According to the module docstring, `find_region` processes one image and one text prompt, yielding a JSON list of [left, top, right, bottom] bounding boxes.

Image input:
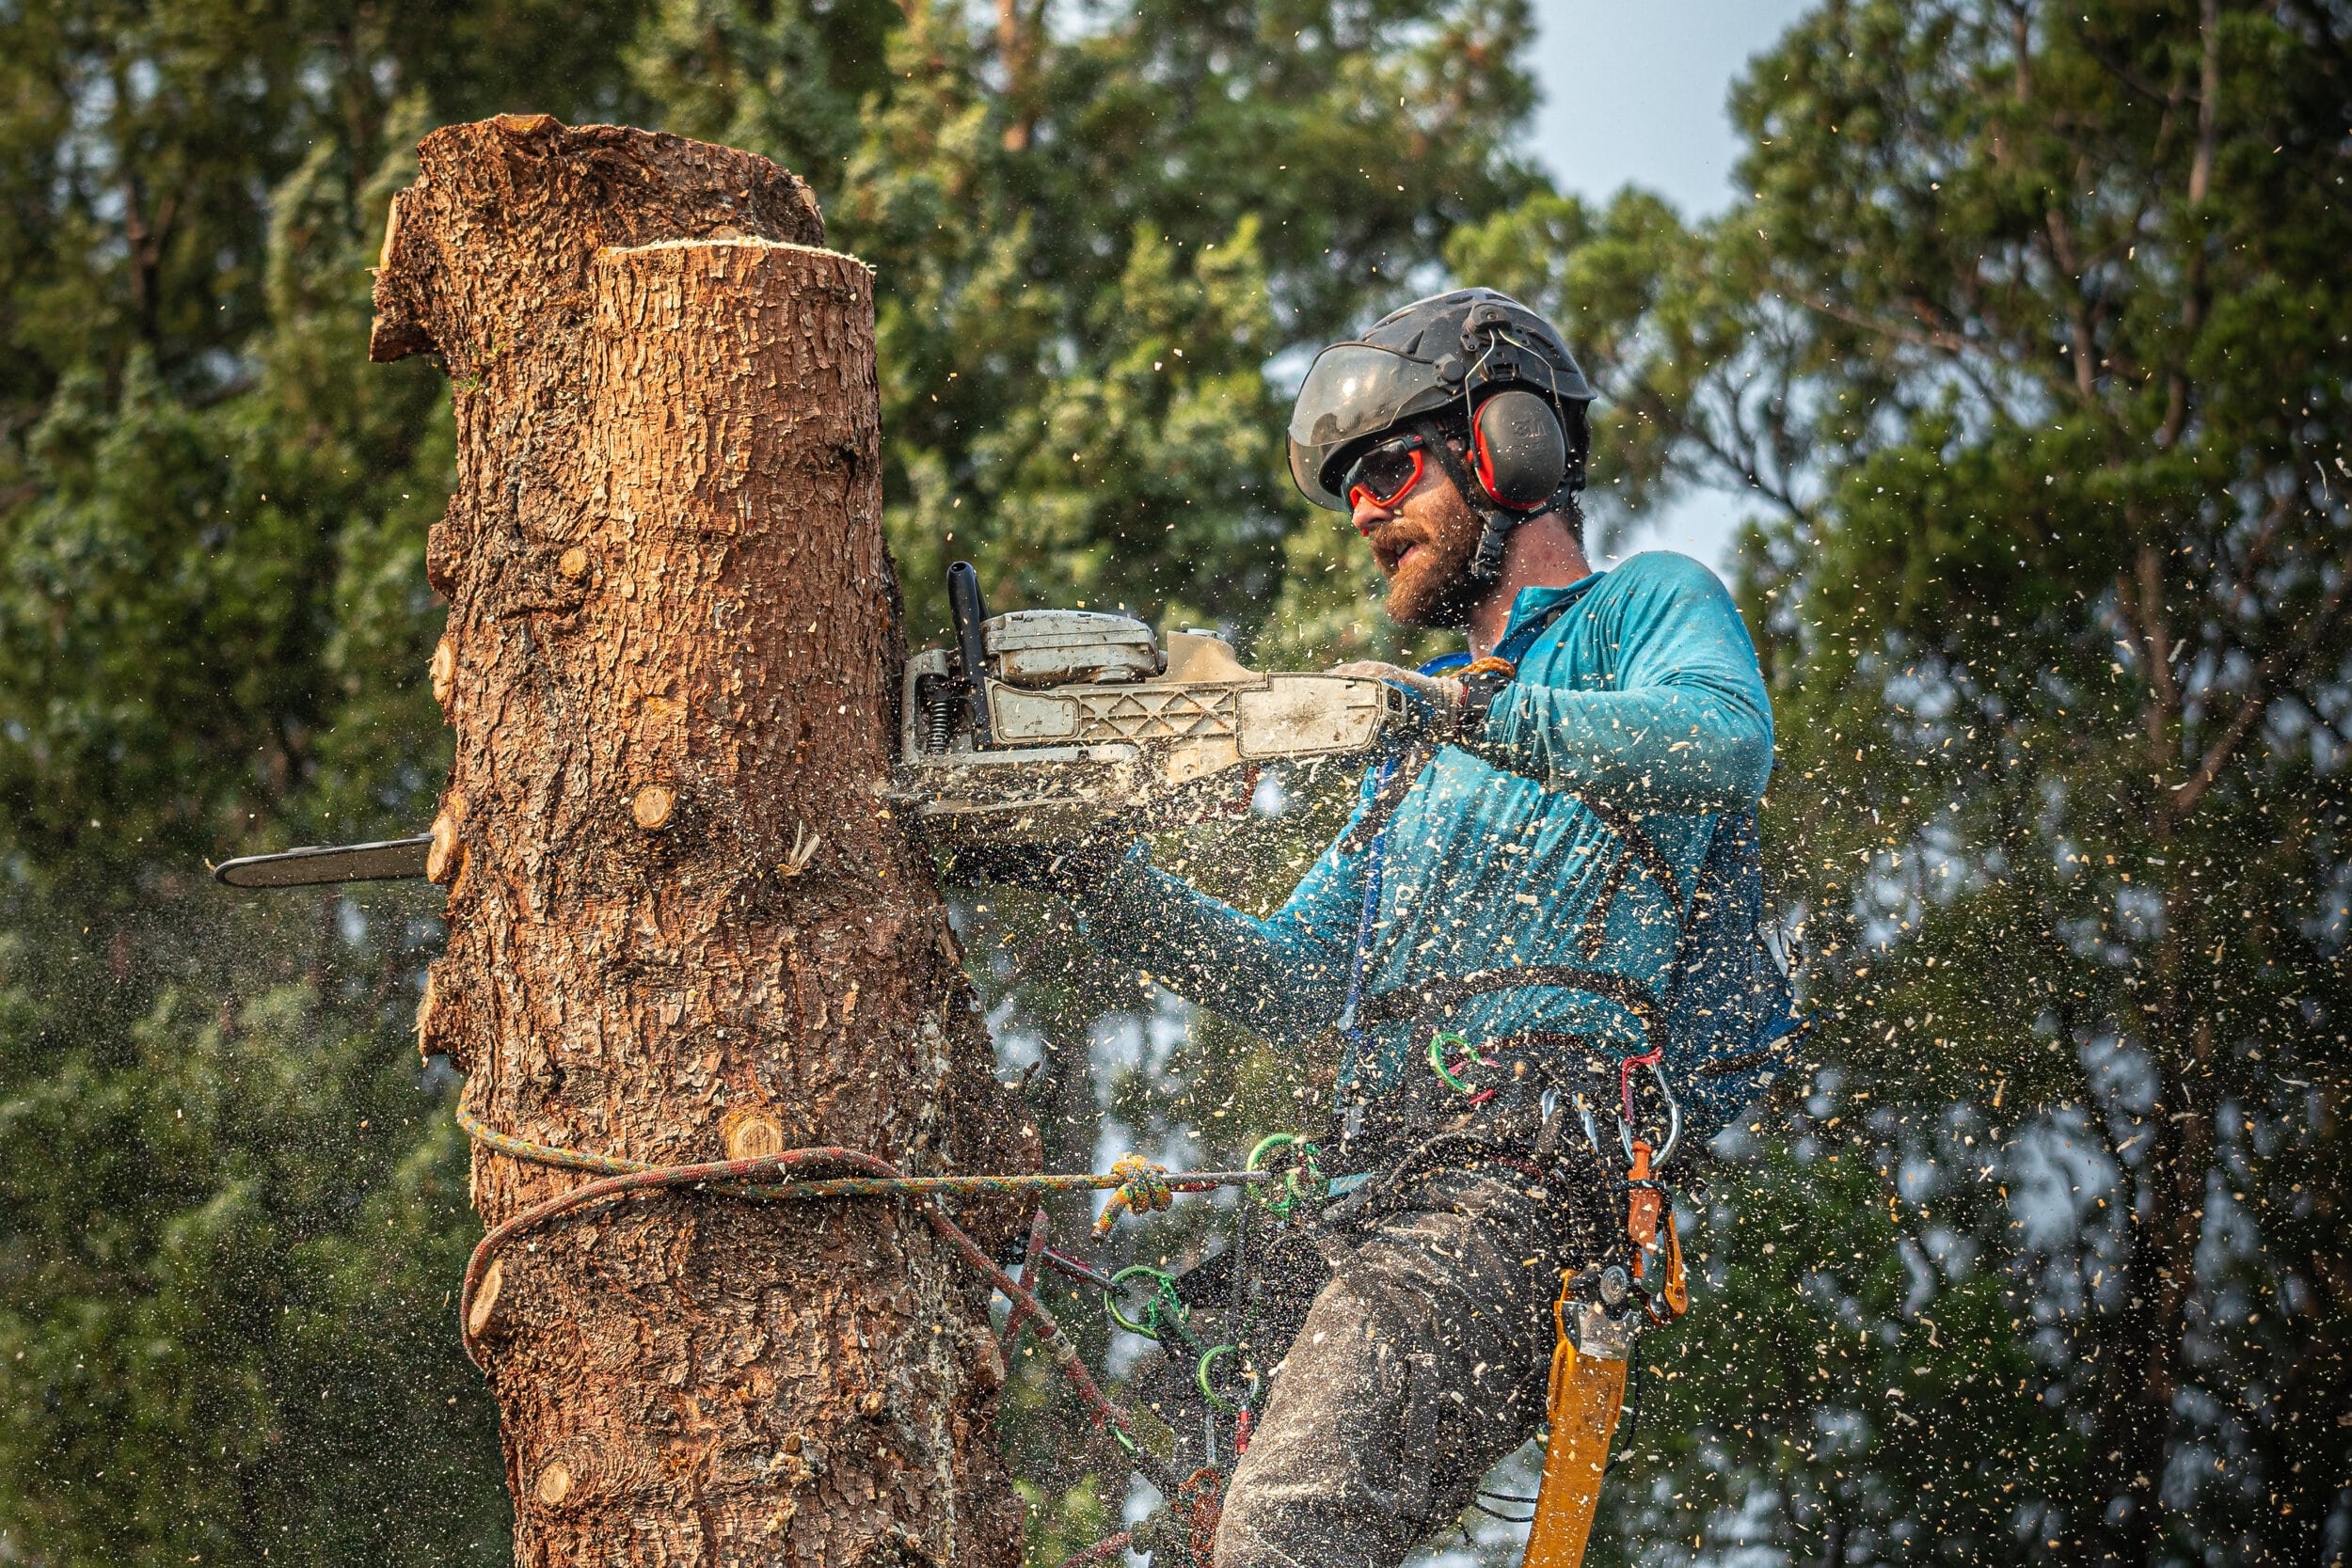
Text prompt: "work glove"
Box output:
[[937, 840, 1126, 895]]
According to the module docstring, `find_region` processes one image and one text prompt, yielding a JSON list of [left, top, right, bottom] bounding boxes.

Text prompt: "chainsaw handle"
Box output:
[[946, 561, 993, 747]]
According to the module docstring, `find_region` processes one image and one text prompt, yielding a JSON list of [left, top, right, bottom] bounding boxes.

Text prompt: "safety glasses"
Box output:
[[1343, 432, 1430, 511]]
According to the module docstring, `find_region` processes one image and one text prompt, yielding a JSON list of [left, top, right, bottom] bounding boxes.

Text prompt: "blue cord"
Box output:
[[1334, 755, 1394, 1047]]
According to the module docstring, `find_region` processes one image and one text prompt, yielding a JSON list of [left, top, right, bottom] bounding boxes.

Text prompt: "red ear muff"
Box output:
[[1470, 388, 1569, 511]]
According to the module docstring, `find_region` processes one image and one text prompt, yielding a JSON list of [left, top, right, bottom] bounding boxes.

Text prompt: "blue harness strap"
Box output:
[[1334, 754, 1396, 1048], [1326, 576, 1801, 1141]]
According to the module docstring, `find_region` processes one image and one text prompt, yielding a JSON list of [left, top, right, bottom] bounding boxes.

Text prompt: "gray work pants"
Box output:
[[1213, 1169, 1601, 1568]]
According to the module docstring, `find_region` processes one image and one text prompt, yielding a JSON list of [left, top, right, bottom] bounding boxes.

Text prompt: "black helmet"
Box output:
[[1286, 288, 1596, 514]]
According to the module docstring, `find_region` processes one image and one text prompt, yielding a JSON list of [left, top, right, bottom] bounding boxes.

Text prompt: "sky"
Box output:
[[1522, 0, 1817, 576]]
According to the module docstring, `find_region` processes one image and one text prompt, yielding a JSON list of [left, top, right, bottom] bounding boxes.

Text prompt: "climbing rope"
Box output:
[[1054, 1531, 1135, 1567], [453, 1102, 1272, 1497], [459, 1104, 1262, 1209]]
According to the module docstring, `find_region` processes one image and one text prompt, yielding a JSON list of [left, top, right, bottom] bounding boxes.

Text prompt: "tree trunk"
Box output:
[[373, 114, 1031, 1567]]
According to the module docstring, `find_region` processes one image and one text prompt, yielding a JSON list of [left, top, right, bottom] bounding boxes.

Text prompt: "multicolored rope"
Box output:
[[458, 1104, 1265, 1205], [453, 1104, 1269, 1496]]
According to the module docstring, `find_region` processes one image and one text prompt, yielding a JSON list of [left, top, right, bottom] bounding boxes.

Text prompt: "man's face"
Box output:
[[1350, 437, 1485, 629]]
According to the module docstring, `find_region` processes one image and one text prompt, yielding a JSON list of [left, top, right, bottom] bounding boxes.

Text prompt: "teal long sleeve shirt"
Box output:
[[1077, 551, 1775, 1093]]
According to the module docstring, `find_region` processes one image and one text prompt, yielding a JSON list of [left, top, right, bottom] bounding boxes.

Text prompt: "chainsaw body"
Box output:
[[891, 605, 1397, 847]]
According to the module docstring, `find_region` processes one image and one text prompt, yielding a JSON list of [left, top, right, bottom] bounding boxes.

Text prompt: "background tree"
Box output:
[[0, 5, 647, 1557], [1454, 3, 2349, 1562]]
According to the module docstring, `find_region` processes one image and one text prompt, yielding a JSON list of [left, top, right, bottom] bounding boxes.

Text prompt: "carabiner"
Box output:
[[1106, 1265, 1199, 1351], [1615, 1053, 1682, 1170], [1421, 1029, 1496, 1090], [1246, 1133, 1324, 1217], [1196, 1343, 1263, 1417]]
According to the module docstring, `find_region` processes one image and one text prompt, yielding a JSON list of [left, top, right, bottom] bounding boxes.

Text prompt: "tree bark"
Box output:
[[373, 114, 1031, 1567]]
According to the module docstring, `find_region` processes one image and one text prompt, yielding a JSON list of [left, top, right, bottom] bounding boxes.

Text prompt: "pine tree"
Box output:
[[1455, 3, 2349, 1561]]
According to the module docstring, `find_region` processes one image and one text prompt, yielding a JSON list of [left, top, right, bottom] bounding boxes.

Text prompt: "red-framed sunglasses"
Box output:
[[1343, 432, 1430, 513]]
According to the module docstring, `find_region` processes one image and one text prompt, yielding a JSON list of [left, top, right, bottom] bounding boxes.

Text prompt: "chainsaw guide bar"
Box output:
[[213, 835, 434, 888]]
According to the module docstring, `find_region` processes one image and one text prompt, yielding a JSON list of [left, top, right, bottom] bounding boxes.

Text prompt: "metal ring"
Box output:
[[1616, 1058, 1682, 1169], [1574, 1093, 1603, 1157], [1428, 1031, 1476, 1093], [1247, 1133, 1322, 1215], [1105, 1265, 1177, 1339], [1196, 1344, 1261, 1416], [1246, 1133, 1295, 1166]]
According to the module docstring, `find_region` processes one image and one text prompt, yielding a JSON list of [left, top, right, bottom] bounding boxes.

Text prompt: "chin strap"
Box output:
[[1422, 424, 1581, 584], [1422, 431, 1518, 584]]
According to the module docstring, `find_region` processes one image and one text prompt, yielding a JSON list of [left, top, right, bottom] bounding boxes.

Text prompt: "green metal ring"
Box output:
[[1105, 1265, 1179, 1340], [1246, 1133, 1302, 1173], [1428, 1031, 1476, 1093], [1247, 1133, 1322, 1216]]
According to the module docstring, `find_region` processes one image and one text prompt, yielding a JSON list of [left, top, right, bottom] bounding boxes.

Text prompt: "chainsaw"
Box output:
[[213, 561, 1403, 888]]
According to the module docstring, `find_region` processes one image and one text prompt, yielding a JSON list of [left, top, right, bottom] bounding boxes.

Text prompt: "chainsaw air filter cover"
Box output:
[[983, 610, 1164, 688]]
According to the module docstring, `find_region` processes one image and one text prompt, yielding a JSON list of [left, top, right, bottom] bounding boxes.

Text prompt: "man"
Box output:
[[1026, 290, 1774, 1567]]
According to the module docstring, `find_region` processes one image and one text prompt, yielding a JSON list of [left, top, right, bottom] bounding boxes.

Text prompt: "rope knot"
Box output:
[[1093, 1153, 1174, 1237]]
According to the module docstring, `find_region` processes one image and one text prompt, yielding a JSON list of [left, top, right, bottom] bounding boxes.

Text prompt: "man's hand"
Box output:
[[1329, 657, 1517, 750], [1326, 660, 1465, 711]]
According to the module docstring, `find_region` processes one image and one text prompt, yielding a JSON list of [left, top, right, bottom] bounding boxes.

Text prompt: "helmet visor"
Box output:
[[1287, 342, 1445, 453]]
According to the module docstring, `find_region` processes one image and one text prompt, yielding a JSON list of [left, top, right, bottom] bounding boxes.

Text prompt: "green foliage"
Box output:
[[821, 0, 1544, 654], [1454, 4, 2351, 1563], [0, 926, 504, 1564], [0, 0, 1544, 1560], [1616, 1146, 2051, 1565]]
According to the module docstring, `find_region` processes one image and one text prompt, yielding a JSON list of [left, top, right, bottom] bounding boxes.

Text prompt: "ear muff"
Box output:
[[1470, 388, 1568, 511]]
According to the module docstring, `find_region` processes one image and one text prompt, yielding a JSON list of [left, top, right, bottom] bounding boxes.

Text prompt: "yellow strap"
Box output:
[[1521, 1310, 1627, 1568], [1663, 1212, 1688, 1317]]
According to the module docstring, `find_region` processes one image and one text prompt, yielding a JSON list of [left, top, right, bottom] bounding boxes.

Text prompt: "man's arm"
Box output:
[[1470, 553, 1773, 814], [1072, 795, 1375, 1045]]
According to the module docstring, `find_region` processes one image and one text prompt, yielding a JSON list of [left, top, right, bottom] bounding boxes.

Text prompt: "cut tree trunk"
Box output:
[[373, 114, 1033, 1567]]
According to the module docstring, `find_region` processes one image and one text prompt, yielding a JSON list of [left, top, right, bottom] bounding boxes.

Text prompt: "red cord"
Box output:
[[1055, 1530, 1135, 1567], [1620, 1045, 1664, 1126]]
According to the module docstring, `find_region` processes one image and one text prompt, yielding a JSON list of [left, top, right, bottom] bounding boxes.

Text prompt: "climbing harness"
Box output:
[[1306, 579, 1802, 1568]]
